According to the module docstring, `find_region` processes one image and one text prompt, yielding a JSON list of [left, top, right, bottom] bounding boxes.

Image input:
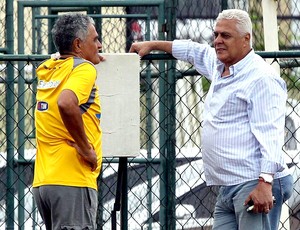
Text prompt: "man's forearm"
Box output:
[[58, 89, 91, 151], [150, 41, 173, 53], [129, 40, 173, 56]]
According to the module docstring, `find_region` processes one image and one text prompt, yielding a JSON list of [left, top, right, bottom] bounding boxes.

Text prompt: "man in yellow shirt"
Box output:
[[33, 13, 104, 229]]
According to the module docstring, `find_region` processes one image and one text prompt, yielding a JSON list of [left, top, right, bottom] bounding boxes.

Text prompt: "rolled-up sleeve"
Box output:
[[172, 39, 218, 80]]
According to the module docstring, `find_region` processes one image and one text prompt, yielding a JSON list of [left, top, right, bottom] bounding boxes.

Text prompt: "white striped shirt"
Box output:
[[172, 39, 290, 186]]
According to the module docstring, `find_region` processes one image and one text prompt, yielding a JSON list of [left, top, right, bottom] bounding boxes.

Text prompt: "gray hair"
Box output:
[[216, 9, 252, 45], [51, 13, 95, 54]]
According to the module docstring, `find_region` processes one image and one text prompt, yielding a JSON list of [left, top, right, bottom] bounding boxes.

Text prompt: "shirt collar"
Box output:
[[216, 49, 255, 77]]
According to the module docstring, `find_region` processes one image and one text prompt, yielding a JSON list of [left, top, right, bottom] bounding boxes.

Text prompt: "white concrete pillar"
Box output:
[[262, 0, 280, 73], [262, 1, 290, 229]]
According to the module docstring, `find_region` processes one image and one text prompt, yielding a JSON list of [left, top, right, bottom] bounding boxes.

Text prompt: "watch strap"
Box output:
[[259, 173, 274, 184]]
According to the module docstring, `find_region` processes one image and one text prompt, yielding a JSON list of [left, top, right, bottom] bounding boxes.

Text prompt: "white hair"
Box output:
[[216, 9, 253, 46]]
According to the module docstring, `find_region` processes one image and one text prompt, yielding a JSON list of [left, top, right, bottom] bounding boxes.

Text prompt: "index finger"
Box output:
[[244, 196, 252, 206]]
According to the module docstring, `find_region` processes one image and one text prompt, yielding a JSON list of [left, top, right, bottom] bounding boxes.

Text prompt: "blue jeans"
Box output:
[[212, 175, 293, 230]]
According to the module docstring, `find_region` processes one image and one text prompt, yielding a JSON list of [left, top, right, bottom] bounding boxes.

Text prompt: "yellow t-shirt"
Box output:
[[33, 57, 102, 190]]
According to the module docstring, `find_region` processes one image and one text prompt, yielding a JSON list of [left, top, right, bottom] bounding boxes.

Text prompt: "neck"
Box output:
[[60, 52, 80, 59], [222, 67, 230, 77]]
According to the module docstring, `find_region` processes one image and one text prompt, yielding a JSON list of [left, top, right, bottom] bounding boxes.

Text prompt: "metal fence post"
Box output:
[[5, 0, 15, 229], [16, 3, 26, 229], [144, 12, 154, 230], [157, 1, 167, 229], [165, 1, 177, 230], [159, 1, 177, 229]]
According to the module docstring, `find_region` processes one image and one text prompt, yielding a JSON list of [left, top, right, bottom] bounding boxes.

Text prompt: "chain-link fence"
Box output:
[[1, 0, 300, 229]]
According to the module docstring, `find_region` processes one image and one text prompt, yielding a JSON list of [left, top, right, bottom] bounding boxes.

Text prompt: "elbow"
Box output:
[[57, 98, 69, 113], [57, 90, 78, 115]]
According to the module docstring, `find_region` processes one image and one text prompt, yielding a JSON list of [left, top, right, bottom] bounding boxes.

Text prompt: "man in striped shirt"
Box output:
[[130, 9, 293, 230]]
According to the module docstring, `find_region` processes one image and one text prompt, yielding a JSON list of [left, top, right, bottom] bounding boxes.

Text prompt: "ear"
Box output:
[[244, 33, 250, 43], [72, 38, 82, 52]]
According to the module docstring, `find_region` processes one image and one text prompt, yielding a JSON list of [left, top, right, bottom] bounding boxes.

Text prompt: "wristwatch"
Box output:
[[259, 173, 274, 185]]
